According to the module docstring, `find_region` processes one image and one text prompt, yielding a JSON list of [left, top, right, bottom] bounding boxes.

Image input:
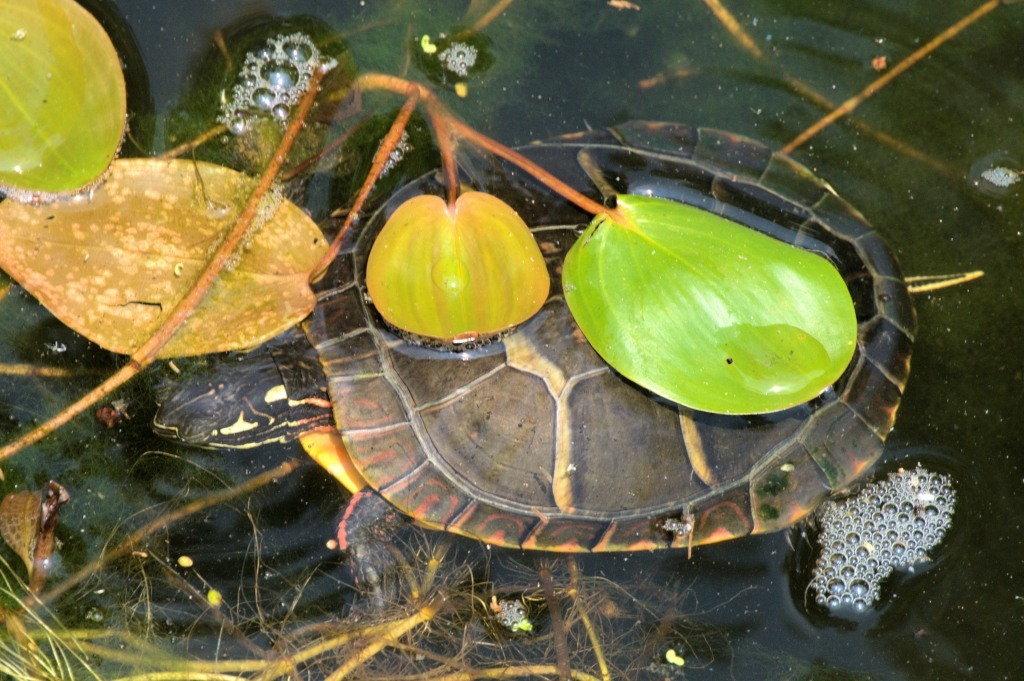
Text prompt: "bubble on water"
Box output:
[[379, 130, 413, 179], [271, 104, 291, 121], [285, 41, 313, 62], [262, 62, 298, 90], [809, 466, 955, 613], [438, 42, 478, 77], [969, 152, 1022, 198], [252, 88, 275, 111], [218, 33, 338, 134]]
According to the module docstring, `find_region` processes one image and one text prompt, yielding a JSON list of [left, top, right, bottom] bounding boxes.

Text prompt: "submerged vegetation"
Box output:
[[0, 525, 736, 681]]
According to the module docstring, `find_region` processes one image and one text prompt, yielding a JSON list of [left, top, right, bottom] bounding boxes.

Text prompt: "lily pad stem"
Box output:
[[355, 73, 633, 228], [0, 68, 330, 470], [313, 84, 421, 280]]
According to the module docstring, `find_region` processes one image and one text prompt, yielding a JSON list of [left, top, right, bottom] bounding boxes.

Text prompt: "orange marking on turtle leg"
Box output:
[[300, 429, 368, 494]]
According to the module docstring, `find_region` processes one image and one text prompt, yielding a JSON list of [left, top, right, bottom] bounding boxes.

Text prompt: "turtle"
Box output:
[[153, 121, 914, 558]]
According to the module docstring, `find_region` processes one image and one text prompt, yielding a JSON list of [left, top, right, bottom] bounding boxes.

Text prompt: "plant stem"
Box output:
[[42, 458, 303, 603], [781, 0, 1002, 154], [538, 565, 570, 681], [355, 73, 626, 225], [313, 85, 420, 280]]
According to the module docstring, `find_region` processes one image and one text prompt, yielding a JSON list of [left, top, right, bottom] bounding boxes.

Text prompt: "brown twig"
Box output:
[[318, 598, 442, 681], [156, 124, 229, 160], [42, 458, 303, 603], [781, 0, 1002, 155], [0, 68, 330, 468], [471, 0, 517, 33], [701, 0, 950, 172], [280, 117, 367, 182], [314, 84, 421, 279], [353, 74, 624, 225], [567, 559, 611, 681], [425, 97, 460, 206], [0, 364, 102, 377]]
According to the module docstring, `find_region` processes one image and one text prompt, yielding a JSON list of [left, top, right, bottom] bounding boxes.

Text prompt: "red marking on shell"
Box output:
[[702, 526, 742, 544], [592, 519, 660, 552]]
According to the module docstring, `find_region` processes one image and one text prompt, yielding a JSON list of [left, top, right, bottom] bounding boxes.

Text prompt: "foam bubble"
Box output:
[[218, 33, 338, 134], [809, 466, 955, 612]]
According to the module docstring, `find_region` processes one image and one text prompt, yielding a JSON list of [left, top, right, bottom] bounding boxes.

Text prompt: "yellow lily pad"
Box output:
[[0, 158, 327, 357], [0, 0, 127, 201], [366, 191, 550, 342]]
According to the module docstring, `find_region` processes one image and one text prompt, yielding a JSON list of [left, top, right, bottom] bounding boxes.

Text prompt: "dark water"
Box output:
[[2, 0, 1024, 679]]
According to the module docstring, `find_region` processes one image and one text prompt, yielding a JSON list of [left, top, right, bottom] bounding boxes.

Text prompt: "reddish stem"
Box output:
[[425, 98, 460, 206], [355, 73, 627, 225], [312, 85, 421, 281]]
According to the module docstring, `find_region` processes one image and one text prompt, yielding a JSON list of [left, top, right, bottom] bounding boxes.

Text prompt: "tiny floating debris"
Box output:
[[810, 466, 955, 612]]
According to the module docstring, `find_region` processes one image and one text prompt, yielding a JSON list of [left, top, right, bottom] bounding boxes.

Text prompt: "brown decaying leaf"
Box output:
[[0, 481, 69, 592], [0, 159, 327, 358]]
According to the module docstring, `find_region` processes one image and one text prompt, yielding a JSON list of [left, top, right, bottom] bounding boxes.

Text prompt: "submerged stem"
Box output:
[[43, 458, 303, 603], [313, 85, 420, 280], [781, 0, 1002, 154]]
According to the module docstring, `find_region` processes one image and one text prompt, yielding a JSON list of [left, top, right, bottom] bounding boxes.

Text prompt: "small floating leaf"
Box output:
[[0, 158, 327, 357], [563, 194, 857, 414], [366, 191, 549, 342], [0, 0, 127, 201]]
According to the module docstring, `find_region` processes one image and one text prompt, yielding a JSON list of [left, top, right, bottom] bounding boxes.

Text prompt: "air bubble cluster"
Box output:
[[810, 466, 955, 612], [379, 131, 412, 179], [438, 42, 478, 77], [219, 33, 336, 135], [980, 167, 1020, 189]]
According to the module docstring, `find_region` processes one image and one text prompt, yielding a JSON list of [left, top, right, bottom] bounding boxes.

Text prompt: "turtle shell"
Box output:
[[303, 121, 915, 552]]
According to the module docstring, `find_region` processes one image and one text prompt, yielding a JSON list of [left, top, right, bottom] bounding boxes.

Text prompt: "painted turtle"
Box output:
[[154, 121, 914, 554]]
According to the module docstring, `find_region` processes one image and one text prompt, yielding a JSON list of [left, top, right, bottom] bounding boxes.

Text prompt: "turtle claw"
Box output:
[[336, 488, 406, 606]]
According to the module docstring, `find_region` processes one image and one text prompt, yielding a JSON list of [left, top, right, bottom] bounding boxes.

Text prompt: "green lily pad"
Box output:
[[0, 0, 127, 201], [562, 194, 857, 414], [366, 192, 550, 342], [0, 159, 327, 358]]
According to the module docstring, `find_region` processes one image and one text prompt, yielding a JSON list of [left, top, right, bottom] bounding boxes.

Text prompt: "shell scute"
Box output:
[[379, 461, 471, 530], [330, 376, 407, 430], [840, 358, 903, 438], [685, 485, 754, 547], [798, 401, 884, 490], [874, 277, 918, 339], [749, 440, 831, 534], [521, 516, 609, 552], [611, 121, 700, 158], [446, 500, 534, 547], [859, 317, 913, 390], [695, 128, 773, 181], [419, 368, 556, 508], [343, 423, 425, 489], [757, 154, 834, 208]]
